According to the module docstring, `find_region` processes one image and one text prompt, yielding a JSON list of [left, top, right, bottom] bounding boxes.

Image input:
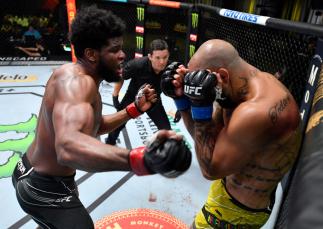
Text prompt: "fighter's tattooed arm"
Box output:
[[195, 122, 218, 174], [194, 106, 224, 175], [179, 109, 195, 138], [268, 94, 291, 125]]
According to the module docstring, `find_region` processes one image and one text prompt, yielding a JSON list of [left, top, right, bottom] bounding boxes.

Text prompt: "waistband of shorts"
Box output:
[[21, 154, 76, 182], [202, 206, 260, 229], [21, 153, 32, 170], [222, 179, 273, 214]]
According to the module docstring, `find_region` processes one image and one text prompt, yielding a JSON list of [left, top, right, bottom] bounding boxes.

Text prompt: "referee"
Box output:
[[105, 39, 172, 145]]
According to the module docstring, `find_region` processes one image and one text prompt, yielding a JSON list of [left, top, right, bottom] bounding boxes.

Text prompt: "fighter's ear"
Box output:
[[84, 48, 98, 63], [217, 68, 229, 84]]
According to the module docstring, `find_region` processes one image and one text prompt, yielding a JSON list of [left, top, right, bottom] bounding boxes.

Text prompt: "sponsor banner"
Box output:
[[192, 12, 198, 28], [189, 45, 195, 58], [299, 54, 322, 130], [135, 53, 143, 58], [0, 56, 47, 61], [0, 93, 42, 179], [137, 6, 145, 22], [148, 0, 181, 9], [0, 74, 38, 83], [219, 8, 269, 25], [190, 34, 197, 42], [0, 65, 56, 85], [135, 26, 144, 34], [95, 208, 189, 229]]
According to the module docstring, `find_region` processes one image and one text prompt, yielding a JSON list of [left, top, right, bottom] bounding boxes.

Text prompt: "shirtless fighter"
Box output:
[[161, 39, 301, 228], [11, 6, 191, 229]]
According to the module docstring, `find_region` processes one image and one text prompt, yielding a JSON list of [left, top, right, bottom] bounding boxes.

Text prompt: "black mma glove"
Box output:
[[112, 95, 121, 111], [129, 138, 192, 178], [184, 70, 216, 121], [161, 62, 191, 111]]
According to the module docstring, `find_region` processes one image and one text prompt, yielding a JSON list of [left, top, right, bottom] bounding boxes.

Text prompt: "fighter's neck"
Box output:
[[75, 60, 102, 87], [230, 63, 259, 102]]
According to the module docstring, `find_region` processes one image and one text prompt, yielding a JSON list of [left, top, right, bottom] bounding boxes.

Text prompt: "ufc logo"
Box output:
[[184, 85, 202, 95], [55, 196, 72, 202]]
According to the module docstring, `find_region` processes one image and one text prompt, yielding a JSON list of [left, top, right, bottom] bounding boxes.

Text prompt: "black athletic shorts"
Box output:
[[12, 154, 94, 229]]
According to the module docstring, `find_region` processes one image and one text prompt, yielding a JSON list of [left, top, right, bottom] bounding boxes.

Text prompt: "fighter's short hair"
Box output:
[[70, 5, 126, 58]]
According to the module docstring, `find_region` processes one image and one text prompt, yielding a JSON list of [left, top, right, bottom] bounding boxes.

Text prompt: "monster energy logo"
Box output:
[[136, 36, 144, 50], [0, 114, 37, 178], [137, 7, 144, 21], [189, 45, 195, 58], [192, 13, 198, 28]]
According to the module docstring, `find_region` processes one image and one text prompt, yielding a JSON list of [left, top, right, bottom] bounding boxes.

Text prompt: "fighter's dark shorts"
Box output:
[[12, 153, 94, 229]]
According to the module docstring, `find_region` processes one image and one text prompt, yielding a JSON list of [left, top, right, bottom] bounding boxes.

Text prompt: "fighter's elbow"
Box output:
[[201, 171, 214, 180], [55, 139, 74, 166], [200, 165, 224, 180], [201, 168, 219, 180]]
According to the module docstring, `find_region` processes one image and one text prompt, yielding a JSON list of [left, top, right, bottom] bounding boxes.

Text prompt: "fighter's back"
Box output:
[[226, 70, 301, 209]]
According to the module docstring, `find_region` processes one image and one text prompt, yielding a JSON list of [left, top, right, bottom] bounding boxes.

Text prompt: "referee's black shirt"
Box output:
[[122, 56, 168, 100]]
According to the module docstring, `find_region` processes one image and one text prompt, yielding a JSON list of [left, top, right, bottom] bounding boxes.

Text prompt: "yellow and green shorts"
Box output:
[[194, 179, 271, 229]]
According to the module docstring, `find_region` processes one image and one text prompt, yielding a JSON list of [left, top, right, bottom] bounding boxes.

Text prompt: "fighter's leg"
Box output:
[[27, 204, 94, 229], [147, 101, 171, 130]]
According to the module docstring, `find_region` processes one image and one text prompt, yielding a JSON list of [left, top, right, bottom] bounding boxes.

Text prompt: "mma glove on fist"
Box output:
[[161, 62, 191, 111], [126, 84, 155, 118], [129, 137, 192, 178], [183, 70, 217, 121]]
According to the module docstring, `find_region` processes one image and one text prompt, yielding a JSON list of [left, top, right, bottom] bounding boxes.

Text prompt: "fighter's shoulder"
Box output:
[[230, 102, 269, 129], [226, 103, 274, 146], [52, 65, 96, 98]]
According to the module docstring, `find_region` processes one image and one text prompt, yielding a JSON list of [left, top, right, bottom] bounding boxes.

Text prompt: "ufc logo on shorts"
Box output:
[[17, 160, 26, 174], [55, 196, 72, 202], [184, 85, 202, 95]]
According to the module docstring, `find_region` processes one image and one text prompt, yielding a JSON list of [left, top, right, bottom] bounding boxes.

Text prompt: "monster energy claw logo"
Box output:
[[137, 7, 144, 21], [0, 114, 37, 178], [136, 36, 144, 50], [192, 13, 198, 28], [189, 45, 195, 58]]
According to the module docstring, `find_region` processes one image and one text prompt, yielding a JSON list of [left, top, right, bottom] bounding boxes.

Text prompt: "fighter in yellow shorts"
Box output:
[[161, 39, 302, 228], [194, 179, 272, 228]]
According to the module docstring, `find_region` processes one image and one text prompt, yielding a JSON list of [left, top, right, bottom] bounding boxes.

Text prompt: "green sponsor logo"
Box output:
[[136, 36, 144, 50], [137, 7, 144, 21], [167, 114, 192, 150], [192, 13, 199, 28], [0, 114, 37, 178], [189, 45, 195, 58]]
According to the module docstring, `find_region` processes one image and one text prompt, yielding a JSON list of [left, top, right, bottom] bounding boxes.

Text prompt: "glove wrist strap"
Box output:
[[191, 106, 213, 121], [174, 96, 191, 111], [129, 146, 150, 176], [126, 102, 143, 119]]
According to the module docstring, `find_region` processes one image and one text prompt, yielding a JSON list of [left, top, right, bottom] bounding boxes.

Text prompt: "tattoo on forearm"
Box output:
[[195, 122, 217, 170], [268, 95, 290, 124]]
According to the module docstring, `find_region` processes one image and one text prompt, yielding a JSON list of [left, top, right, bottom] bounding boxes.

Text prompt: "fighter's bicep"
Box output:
[[212, 111, 263, 172], [207, 131, 250, 178]]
